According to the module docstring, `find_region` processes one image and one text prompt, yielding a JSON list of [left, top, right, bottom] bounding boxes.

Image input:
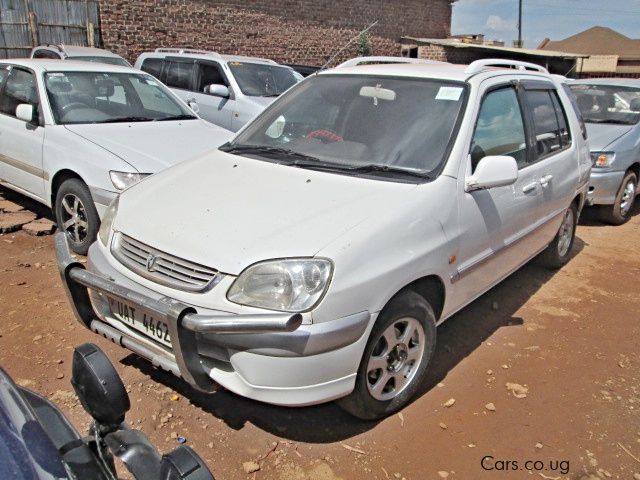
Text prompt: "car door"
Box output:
[[0, 66, 46, 200], [190, 60, 234, 130], [452, 82, 542, 304], [520, 82, 577, 242], [161, 57, 198, 110]]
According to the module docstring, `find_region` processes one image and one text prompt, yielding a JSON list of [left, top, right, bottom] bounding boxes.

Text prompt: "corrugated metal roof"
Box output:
[[402, 37, 588, 59]]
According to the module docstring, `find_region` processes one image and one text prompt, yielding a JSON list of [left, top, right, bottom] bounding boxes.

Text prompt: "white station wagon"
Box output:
[[57, 59, 590, 419], [0, 59, 231, 254]]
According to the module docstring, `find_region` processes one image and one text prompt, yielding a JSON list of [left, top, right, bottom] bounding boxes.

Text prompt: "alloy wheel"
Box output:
[[366, 317, 425, 402], [557, 208, 574, 258], [60, 194, 89, 243], [619, 179, 636, 218]]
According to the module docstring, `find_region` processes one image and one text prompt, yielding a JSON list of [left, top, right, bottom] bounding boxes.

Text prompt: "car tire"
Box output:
[[54, 178, 99, 255], [337, 290, 436, 420], [540, 202, 577, 270], [599, 171, 637, 225]]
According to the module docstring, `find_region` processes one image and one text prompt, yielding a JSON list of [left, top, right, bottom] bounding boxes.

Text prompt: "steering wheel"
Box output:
[[60, 102, 89, 114], [306, 129, 344, 143]]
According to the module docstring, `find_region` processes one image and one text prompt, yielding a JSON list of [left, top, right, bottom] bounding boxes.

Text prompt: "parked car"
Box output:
[[31, 44, 131, 67], [57, 59, 590, 420], [135, 48, 303, 132], [336, 56, 446, 68], [0, 59, 231, 254], [0, 342, 214, 479], [569, 79, 640, 224]]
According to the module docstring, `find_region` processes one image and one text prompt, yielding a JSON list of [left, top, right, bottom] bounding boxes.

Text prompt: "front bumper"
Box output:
[[586, 169, 625, 206], [55, 234, 370, 406]]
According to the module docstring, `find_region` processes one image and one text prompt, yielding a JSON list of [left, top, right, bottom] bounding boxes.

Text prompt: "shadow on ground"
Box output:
[[0, 185, 54, 220], [122, 237, 586, 443], [579, 198, 640, 226]]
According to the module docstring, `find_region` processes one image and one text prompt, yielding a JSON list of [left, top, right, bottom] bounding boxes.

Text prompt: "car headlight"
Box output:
[[98, 196, 119, 246], [227, 259, 333, 312], [590, 152, 615, 168], [109, 171, 151, 191]]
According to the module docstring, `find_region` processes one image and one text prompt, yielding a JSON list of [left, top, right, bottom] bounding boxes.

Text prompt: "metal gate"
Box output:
[[0, 0, 101, 59]]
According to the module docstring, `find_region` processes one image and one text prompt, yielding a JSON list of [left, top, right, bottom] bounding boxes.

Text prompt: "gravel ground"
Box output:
[[0, 185, 639, 480]]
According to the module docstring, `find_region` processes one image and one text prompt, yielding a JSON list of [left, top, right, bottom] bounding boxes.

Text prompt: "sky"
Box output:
[[451, 0, 640, 48]]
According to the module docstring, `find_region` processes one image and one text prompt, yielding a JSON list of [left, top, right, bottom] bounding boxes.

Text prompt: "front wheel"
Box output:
[[337, 290, 436, 420], [54, 178, 100, 255], [600, 171, 637, 225], [540, 202, 577, 269]]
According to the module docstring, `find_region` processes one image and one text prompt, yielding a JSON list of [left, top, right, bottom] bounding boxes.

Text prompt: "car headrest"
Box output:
[[630, 97, 640, 112], [95, 79, 115, 97]]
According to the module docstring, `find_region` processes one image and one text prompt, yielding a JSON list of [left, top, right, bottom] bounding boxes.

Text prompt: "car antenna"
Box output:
[[319, 20, 379, 72]]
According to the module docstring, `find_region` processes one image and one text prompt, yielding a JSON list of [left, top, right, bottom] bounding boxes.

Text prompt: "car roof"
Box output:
[[35, 44, 123, 58], [571, 78, 640, 88], [320, 62, 553, 83], [139, 49, 283, 66], [0, 58, 140, 73]]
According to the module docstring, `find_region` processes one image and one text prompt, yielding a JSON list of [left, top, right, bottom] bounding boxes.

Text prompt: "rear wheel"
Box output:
[[337, 290, 436, 420], [540, 202, 577, 269], [600, 171, 637, 225], [54, 178, 99, 255]]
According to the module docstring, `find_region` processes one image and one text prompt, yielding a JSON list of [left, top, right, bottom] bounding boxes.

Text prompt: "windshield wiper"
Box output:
[[157, 114, 198, 121], [96, 116, 155, 123], [220, 144, 323, 163], [295, 162, 430, 180]]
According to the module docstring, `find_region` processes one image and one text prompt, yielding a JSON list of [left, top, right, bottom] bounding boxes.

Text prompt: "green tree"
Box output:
[[357, 32, 372, 57]]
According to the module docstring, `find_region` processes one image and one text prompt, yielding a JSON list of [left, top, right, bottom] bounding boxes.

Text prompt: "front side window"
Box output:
[[67, 56, 131, 67], [0, 68, 38, 118], [471, 87, 527, 170], [570, 83, 640, 125], [44, 71, 195, 124], [226, 75, 467, 181], [197, 63, 227, 92], [165, 61, 194, 90], [228, 62, 301, 97]]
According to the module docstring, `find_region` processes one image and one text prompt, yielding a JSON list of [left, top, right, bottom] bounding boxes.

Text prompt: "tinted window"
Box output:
[[524, 90, 563, 159], [0, 68, 38, 118], [140, 58, 163, 79], [165, 61, 194, 90], [562, 84, 586, 139], [0, 67, 9, 89], [471, 87, 527, 170], [197, 63, 226, 92], [549, 90, 571, 147], [33, 49, 61, 59]]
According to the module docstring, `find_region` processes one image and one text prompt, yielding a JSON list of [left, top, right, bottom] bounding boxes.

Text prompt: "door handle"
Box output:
[[539, 174, 553, 186], [522, 182, 538, 194]]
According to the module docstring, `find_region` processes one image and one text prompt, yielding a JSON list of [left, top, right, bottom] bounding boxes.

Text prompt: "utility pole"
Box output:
[[517, 0, 523, 48]]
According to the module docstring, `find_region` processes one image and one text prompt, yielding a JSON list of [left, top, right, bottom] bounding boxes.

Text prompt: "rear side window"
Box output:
[[471, 87, 527, 170], [561, 84, 587, 140], [140, 58, 163, 79], [523, 89, 570, 159], [33, 49, 60, 59], [165, 61, 194, 90], [0, 68, 38, 118]]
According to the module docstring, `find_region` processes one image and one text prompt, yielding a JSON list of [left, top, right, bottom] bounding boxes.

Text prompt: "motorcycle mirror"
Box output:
[[71, 343, 130, 427], [160, 445, 215, 480]]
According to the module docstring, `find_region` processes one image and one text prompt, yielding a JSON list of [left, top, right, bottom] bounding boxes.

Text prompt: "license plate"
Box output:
[[108, 297, 172, 348]]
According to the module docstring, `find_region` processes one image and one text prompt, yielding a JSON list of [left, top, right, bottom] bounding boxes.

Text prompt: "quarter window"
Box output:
[[523, 89, 566, 159], [165, 61, 194, 90], [471, 87, 527, 170], [0, 68, 38, 119]]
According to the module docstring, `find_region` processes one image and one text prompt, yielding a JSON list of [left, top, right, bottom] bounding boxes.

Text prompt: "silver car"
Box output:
[[134, 48, 303, 132], [570, 79, 640, 224]]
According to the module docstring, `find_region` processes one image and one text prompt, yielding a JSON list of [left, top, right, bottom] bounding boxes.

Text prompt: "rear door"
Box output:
[[520, 81, 577, 242], [0, 66, 46, 200]]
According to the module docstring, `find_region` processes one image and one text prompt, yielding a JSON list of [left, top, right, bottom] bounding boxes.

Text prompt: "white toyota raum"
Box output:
[[57, 59, 591, 419]]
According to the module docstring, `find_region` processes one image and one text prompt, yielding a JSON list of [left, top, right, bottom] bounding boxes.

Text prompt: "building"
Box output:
[[538, 26, 640, 78], [98, 0, 455, 66], [400, 37, 585, 77]]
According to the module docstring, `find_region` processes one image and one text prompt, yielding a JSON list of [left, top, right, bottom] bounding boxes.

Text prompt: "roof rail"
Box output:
[[221, 54, 278, 65], [337, 56, 446, 68], [154, 47, 222, 59], [465, 58, 549, 75]]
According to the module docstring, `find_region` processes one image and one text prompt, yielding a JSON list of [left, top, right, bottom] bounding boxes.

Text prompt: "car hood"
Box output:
[[65, 120, 232, 173], [114, 151, 417, 274], [585, 123, 633, 151]]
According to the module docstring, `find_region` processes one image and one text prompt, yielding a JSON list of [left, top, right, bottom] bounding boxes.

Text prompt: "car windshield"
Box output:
[[226, 75, 467, 180], [44, 71, 197, 125], [570, 84, 640, 125], [67, 55, 131, 67], [227, 62, 302, 97]]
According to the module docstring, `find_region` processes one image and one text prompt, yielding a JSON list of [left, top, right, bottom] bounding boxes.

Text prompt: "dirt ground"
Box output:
[[0, 185, 638, 480]]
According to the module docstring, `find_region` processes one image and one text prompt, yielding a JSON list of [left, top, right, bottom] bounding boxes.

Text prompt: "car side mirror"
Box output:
[[71, 343, 130, 428], [16, 104, 34, 123], [205, 84, 230, 98], [465, 155, 518, 192]]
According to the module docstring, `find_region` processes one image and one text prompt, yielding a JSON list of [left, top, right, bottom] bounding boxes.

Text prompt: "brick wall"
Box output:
[[98, 0, 453, 66]]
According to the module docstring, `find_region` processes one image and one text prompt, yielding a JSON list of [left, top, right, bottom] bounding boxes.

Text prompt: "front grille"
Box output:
[[111, 233, 222, 292]]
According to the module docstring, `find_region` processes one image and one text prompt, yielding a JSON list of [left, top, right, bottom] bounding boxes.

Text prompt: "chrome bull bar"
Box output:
[[54, 233, 302, 392]]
